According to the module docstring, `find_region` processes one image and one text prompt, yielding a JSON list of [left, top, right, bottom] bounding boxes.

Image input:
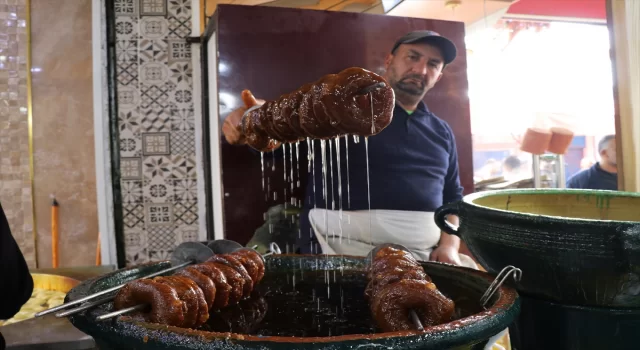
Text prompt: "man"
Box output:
[[567, 135, 618, 191], [502, 155, 525, 181], [223, 31, 473, 267], [0, 202, 34, 349]]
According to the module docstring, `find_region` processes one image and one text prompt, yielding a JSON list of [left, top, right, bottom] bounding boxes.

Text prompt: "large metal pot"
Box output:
[[67, 255, 519, 350], [434, 188, 640, 308]]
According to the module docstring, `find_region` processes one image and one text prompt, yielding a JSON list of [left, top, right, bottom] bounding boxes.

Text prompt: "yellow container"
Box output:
[[0, 273, 80, 326], [31, 273, 80, 293]]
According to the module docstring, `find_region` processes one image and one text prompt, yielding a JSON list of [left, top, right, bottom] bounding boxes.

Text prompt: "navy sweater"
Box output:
[[298, 101, 464, 253], [567, 163, 618, 191]]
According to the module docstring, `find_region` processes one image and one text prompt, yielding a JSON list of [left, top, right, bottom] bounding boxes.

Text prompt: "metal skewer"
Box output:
[[409, 310, 424, 331], [55, 295, 116, 318], [96, 304, 148, 321], [479, 265, 522, 309], [95, 244, 280, 322], [45, 240, 277, 318], [357, 82, 387, 95], [36, 260, 194, 318]]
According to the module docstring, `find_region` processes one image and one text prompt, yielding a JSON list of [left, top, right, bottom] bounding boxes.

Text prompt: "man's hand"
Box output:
[[429, 214, 463, 266], [430, 244, 462, 266], [221, 90, 265, 145]]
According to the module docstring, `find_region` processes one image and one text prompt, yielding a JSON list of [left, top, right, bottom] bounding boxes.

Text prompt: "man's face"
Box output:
[[601, 138, 617, 166], [383, 43, 445, 101]]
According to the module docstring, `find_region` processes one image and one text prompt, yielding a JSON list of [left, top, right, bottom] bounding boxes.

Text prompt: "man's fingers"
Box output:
[[241, 89, 261, 108]]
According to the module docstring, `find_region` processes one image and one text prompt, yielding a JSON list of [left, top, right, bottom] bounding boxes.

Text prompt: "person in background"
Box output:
[[0, 201, 34, 349], [502, 155, 524, 181], [567, 134, 618, 190], [580, 157, 595, 170], [223, 31, 476, 268]]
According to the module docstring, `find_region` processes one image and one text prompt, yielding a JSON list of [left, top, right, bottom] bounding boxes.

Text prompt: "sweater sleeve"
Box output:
[[442, 124, 464, 205], [0, 202, 34, 320]]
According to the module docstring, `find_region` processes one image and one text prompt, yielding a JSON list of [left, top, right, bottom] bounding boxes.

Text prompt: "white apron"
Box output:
[[308, 208, 477, 269]]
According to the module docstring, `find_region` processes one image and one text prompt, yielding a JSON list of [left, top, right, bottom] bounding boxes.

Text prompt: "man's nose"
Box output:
[[409, 61, 428, 75]]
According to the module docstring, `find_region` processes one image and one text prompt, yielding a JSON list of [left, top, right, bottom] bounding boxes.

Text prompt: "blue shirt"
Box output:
[[298, 101, 464, 253], [566, 163, 618, 191]]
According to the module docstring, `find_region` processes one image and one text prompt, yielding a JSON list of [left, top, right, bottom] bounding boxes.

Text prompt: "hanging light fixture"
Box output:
[[445, 0, 462, 9]]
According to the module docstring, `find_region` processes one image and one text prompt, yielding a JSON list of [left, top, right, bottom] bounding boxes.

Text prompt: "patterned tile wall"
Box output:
[[0, 0, 36, 268], [114, 0, 198, 265]]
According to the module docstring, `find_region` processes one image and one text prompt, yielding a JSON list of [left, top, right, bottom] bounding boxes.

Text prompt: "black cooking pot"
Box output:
[[434, 188, 640, 308], [66, 255, 519, 349], [510, 294, 640, 350]]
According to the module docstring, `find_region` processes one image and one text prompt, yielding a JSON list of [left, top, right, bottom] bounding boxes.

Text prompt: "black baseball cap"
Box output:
[[391, 30, 457, 65]]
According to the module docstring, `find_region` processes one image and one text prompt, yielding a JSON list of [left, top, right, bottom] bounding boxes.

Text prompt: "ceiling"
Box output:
[[204, 0, 518, 27], [202, 0, 607, 34]]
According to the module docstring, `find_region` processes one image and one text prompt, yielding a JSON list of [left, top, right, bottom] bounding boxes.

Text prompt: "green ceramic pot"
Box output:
[[434, 188, 640, 308], [66, 255, 519, 350]]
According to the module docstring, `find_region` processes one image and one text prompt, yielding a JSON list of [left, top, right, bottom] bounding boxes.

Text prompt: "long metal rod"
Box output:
[[55, 295, 116, 318], [357, 82, 386, 95], [35, 260, 193, 317], [95, 304, 147, 321], [410, 310, 424, 331]]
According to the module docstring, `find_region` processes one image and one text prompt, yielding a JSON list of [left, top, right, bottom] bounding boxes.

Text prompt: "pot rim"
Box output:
[[460, 188, 640, 225]]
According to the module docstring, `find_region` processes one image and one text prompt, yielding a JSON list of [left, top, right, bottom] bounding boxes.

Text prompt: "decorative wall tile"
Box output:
[[117, 61, 138, 86], [170, 155, 196, 179], [143, 155, 172, 179], [143, 179, 171, 203], [115, 0, 138, 17], [167, 16, 190, 39], [142, 132, 171, 155], [170, 130, 194, 155], [121, 157, 143, 180], [168, 40, 191, 63], [173, 178, 197, 201], [115, 16, 139, 40], [170, 107, 194, 130], [116, 40, 138, 63], [169, 62, 192, 85], [140, 61, 169, 84], [139, 39, 169, 63], [145, 203, 173, 226], [168, 0, 191, 18], [124, 227, 147, 249], [123, 203, 145, 228], [149, 250, 172, 261], [115, 0, 197, 266], [140, 107, 172, 132], [148, 226, 175, 250], [178, 224, 198, 242], [126, 246, 149, 265], [140, 17, 168, 40], [118, 109, 141, 134], [140, 0, 167, 16], [122, 180, 143, 203], [120, 133, 141, 157], [174, 200, 197, 225], [117, 85, 140, 111], [140, 82, 172, 109]]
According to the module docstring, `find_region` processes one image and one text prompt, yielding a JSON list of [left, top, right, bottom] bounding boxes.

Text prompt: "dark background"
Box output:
[[212, 4, 472, 244]]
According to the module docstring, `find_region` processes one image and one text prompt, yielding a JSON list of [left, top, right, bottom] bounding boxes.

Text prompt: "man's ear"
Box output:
[[435, 71, 444, 83], [384, 54, 393, 70]]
